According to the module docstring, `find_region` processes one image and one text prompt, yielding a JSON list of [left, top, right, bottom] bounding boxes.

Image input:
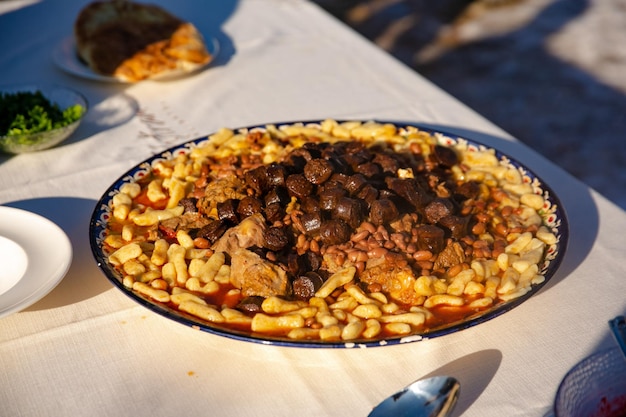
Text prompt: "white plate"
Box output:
[[52, 34, 219, 83], [0, 206, 72, 318]]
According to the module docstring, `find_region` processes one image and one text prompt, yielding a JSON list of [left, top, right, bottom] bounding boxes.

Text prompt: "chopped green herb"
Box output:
[[0, 90, 85, 137]]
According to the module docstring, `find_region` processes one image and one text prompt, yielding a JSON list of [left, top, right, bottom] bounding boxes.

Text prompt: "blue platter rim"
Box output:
[[89, 120, 569, 348]]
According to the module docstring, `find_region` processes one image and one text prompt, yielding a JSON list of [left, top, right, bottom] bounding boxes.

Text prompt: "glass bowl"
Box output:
[[554, 347, 626, 417], [0, 84, 88, 153]]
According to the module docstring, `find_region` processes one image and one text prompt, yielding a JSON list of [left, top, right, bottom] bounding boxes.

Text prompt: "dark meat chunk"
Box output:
[[455, 181, 481, 200], [264, 186, 290, 206], [438, 215, 470, 239], [300, 196, 321, 214], [369, 199, 399, 226], [355, 162, 381, 178], [217, 199, 238, 223], [424, 198, 455, 224], [344, 174, 367, 195], [266, 163, 287, 187], [323, 153, 351, 174], [386, 177, 432, 210], [356, 185, 379, 207], [197, 219, 229, 243], [302, 141, 326, 158], [343, 140, 367, 154], [237, 296, 264, 315], [319, 219, 352, 246], [332, 197, 365, 229], [303, 251, 323, 271], [378, 189, 396, 200], [372, 153, 400, 174], [289, 147, 313, 161], [178, 197, 198, 213], [342, 148, 371, 169], [433, 145, 459, 167], [263, 227, 289, 252], [303, 159, 333, 185], [244, 166, 269, 195], [285, 174, 314, 199], [237, 196, 263, 218], [264, 202, 285, 223], [329, 173, 348, 186], [318, 185, 346, 211], [284, 253, 304, 276], [415, 224, 445, 253], [301, 212, 323, 235], [292, 272, 324, 301], [284, 149, 311, 172]]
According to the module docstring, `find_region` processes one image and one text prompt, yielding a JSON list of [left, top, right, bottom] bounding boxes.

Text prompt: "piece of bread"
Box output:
[[74, 0, 212, 82]]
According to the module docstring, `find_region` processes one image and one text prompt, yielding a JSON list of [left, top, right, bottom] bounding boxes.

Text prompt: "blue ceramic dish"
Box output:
[[89, 121, 568, 348]]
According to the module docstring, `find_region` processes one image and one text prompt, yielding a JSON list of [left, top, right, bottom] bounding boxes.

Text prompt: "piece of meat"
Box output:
[[385, 177, 431, 210], [332, 197, 365, 229], [360, 259, 422, 305], [319, 219, 352, 246], [197, 174, 247, 216], [196, 219, 228, 243], [438, 215, 470, 239], [244, 165, 270, 194], [369, 199, 399, 226], [372, 152, 400, 174], [285, 174, 314, 199], [212, 213, 266, 253], [433, 144, 459, 167], [237, 296, 264, 314], [217, 199, 238, 223], [159, 211, 211, 233], [237, 196, 263, 219], [424, 198, 455, 224], [178, 197, 198, 213], [263, 226, 289, 252], [229, 248, 290, 297], [303, 159, 333, 185], [292, 272, 324, 301], [415, 224, 446, 253], [433, 241, 466, 270], [344, 174, 367, 195]]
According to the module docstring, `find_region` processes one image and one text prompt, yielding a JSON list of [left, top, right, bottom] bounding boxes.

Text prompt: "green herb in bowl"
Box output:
[[0, 85, 87, 153]]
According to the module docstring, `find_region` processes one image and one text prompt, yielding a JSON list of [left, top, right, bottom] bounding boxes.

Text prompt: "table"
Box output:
[[1, 1, 624, 416]]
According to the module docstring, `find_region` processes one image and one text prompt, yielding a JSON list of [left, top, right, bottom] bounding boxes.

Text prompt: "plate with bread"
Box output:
[[53, 1, 218, 83]]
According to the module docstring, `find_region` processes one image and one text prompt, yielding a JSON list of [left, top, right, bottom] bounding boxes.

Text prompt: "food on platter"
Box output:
[[74, 0, 213, 82], [96, 120, 563, 343]]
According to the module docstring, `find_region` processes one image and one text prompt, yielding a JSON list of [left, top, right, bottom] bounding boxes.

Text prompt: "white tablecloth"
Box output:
[[1, 1, 625, 416]]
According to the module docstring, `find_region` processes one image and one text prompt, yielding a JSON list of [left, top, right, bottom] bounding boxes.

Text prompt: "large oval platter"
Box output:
[[89, 120, 568, 348]]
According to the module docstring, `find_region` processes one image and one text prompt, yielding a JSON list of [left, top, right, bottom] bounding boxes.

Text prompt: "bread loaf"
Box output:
[[74, 0, 212, 82]]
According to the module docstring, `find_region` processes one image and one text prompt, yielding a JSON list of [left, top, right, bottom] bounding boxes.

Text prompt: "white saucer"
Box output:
[[0, 206, 72, 318], [52, 35, 219, 83]]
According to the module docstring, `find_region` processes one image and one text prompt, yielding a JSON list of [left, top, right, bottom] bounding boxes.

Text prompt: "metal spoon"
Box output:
[[609, 315, 626, 358], [368, 376, 460, 417]]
